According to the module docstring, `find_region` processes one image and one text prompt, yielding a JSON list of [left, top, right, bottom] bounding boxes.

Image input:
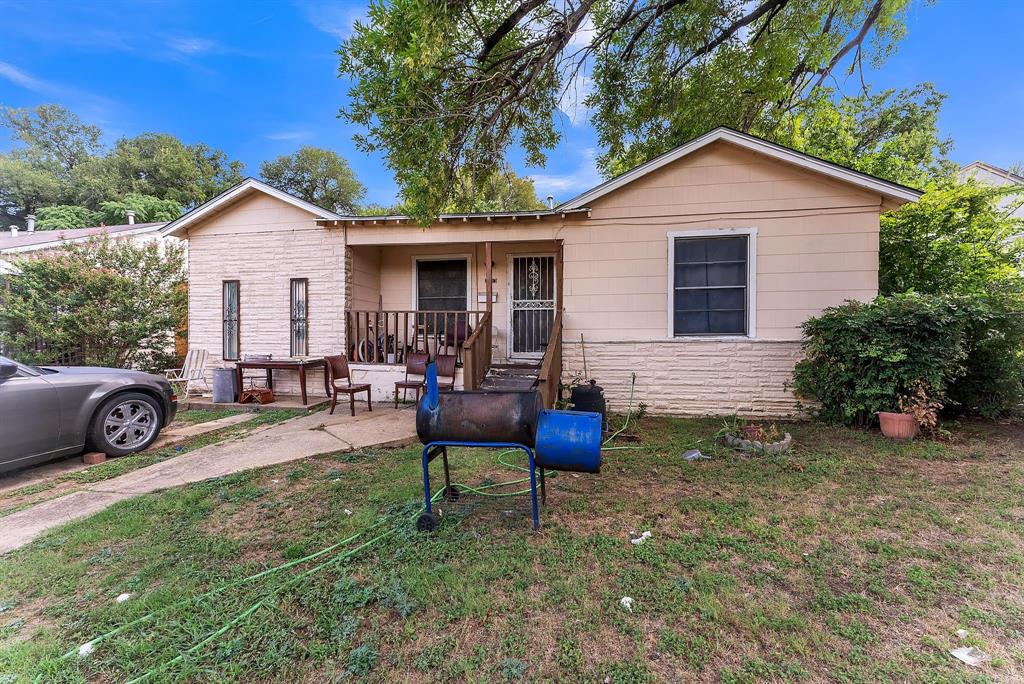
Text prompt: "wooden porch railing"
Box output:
[[345, 310, 487, 365], [536, 310, 562, 408], [461, 311, 492, 390]]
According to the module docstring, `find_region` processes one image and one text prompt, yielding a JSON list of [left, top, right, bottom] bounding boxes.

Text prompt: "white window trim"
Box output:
[[666, 228, 757, 340], [410, 253, 474, 311]]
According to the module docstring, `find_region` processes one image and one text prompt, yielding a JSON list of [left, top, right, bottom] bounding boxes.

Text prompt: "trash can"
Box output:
[[212, 367, 237, 404]]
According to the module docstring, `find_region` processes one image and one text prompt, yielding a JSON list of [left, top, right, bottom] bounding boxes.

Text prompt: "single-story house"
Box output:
[[161, 127, 920, 416]]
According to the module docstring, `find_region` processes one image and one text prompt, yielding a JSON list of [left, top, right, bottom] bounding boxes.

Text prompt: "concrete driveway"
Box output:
[[0, 406, 417, 555]]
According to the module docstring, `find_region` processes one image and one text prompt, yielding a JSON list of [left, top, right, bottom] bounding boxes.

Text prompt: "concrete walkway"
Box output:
[[0, 406, 417, 555], [0, 413, 258, 495]]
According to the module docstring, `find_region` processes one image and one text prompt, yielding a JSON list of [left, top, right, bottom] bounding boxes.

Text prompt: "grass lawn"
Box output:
[[0, 414, 1022, 682]]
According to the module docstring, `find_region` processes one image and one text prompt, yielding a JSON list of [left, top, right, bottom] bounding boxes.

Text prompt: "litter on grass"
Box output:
[[115, 593, 132, 604], [950, 646, 991, 667], [619, 597, 633, 612], [630, 531, 652, 545], [78, 641, 96, 658], [955, 629, 969, 639], [683, 449, 711, 461]]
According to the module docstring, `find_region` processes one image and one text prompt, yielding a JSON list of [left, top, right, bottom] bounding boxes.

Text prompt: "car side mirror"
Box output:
[[0, 362, 18, 380]]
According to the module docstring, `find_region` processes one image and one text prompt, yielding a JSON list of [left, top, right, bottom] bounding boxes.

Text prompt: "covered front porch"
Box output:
[[344, 238, 563, 406]]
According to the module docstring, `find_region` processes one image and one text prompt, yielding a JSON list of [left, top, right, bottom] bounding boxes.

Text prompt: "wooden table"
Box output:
[[234, 357, 329, 405]]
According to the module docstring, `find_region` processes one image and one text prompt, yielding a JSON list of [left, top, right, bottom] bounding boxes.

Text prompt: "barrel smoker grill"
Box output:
[[416, 362, 602, 531]]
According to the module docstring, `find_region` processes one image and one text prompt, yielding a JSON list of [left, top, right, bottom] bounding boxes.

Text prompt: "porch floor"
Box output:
[[182, 394, 330, 412], [479, 363, 540, 391]]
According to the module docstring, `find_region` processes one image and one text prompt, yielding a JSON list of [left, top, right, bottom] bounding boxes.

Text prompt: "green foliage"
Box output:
[[34, 204, 98, 230], [948, 292, 1024, 418], [792, 294, 977, 425], [777, 83, 956, 189], [1, 106, 245, 217], [444, 169, 544, 213], [98, 133, 245, 208], [0, 236, 187, 371], [259, 146, 365, 213], [95, 193, 182, 225], [339, 1, 913, 220], [0, 155, 65, 217], [880, 182, 1024, 296], [1, 104, 102, 177]]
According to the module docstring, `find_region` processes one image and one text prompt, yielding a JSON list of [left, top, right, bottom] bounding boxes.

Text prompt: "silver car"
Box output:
[[0, 355, 177, 473]]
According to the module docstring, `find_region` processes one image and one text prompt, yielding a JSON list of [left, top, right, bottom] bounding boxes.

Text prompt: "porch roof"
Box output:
[[317, 207, 591, 227]]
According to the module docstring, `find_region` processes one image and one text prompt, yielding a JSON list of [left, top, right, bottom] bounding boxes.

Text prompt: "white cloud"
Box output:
[[0, 61, 66, 96], [266, 130, 312, 141], [296, 1, 366, 40], [166, 36, 219, 56], [529, 147, 603, 198], [558, 73, 593, 126], [567, 14, 595, 51]]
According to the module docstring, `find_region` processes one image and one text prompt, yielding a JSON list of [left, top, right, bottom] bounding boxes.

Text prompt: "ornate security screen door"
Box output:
[[509, 255, 556, 360]]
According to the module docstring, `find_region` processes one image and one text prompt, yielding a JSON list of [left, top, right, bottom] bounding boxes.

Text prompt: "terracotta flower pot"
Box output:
[[878, 412, 919, 440]]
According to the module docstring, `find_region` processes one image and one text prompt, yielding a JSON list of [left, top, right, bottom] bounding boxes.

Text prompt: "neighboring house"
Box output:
[[958, 160, 1024, 219], [162, 127, 920, 416], [0, 218, 171, 274]]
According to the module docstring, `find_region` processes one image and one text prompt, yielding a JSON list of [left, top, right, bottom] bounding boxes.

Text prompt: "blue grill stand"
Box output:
[[418, 440, 544, 532]]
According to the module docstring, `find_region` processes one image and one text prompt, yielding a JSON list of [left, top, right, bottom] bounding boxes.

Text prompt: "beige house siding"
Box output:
[[343, 140, 884, 416], [181, 140, 893, 416], [185, 192, 345, 395]]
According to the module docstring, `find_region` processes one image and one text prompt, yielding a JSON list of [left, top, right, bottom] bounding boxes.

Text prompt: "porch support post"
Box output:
[[484, 241, 493, 313]]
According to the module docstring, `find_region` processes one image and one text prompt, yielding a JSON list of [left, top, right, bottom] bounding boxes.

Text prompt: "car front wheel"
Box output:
[[87, 392, 163, 456]]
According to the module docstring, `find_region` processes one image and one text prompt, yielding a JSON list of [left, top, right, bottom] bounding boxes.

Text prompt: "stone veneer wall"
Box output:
[[186, 193, 347, 397], [562, 339, 804, 418]]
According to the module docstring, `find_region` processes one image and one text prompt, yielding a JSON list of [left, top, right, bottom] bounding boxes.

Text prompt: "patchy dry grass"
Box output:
[[0, 416, 1022, 682]]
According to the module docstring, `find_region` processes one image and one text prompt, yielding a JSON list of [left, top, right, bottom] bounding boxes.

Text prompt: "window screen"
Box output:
[[290, 278, 308, 357], [416, 259, 468, 311], [222, 280, 240, 360], [672, 236, 748, 336]]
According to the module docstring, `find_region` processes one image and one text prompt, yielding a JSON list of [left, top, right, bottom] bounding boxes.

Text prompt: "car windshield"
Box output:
[[0, 355, 48, 375]]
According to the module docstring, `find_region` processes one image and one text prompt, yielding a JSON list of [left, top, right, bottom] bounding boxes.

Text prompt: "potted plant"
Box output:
[[878, 382, 942, 440], [877, 410, 918, 440]]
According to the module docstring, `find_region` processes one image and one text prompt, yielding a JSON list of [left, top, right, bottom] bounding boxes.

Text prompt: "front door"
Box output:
[[508, 255, 556, 360]]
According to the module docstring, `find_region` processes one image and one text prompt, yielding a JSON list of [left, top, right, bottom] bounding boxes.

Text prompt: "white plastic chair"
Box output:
[[165, 349, 210, 396]]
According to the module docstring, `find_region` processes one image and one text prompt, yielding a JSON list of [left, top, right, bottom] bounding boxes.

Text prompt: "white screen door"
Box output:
[[509, 255, 556, 359]]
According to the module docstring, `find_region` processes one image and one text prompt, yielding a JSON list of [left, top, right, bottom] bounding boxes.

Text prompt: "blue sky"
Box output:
[[0, 0, 1021, 207]]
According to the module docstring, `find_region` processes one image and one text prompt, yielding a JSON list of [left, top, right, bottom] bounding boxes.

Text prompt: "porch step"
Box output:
[[479, 363, 540, 392]]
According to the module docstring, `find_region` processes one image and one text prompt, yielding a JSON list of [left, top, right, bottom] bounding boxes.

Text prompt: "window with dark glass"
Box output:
[[290, 278, 309, 356], [222, 280, 240, 360], [672, 236, 748, 336], [416, 259, 468, 311]]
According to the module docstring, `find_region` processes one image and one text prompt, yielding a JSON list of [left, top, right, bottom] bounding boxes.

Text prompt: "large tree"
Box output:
[[260, 146, 366, 213], [97, 133, 245, 209], [339, 0, 914, 220], [1, 104, 102, 178], [778, 83, 956, 189]]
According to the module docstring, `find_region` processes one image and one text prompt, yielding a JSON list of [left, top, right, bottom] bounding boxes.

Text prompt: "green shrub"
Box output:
[[792, 293, 976, 426], [948, 291, 1024, 418]]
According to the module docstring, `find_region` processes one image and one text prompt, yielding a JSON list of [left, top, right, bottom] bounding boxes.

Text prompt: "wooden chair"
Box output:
[[394, 351, 429, 408], [435, 353, 458, 392], [325, 354, 373, 416], [164, 348, 210, 396]]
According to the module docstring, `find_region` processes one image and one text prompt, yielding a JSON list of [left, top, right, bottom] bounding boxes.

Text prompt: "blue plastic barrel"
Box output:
[[534, 409, 603, 473]]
